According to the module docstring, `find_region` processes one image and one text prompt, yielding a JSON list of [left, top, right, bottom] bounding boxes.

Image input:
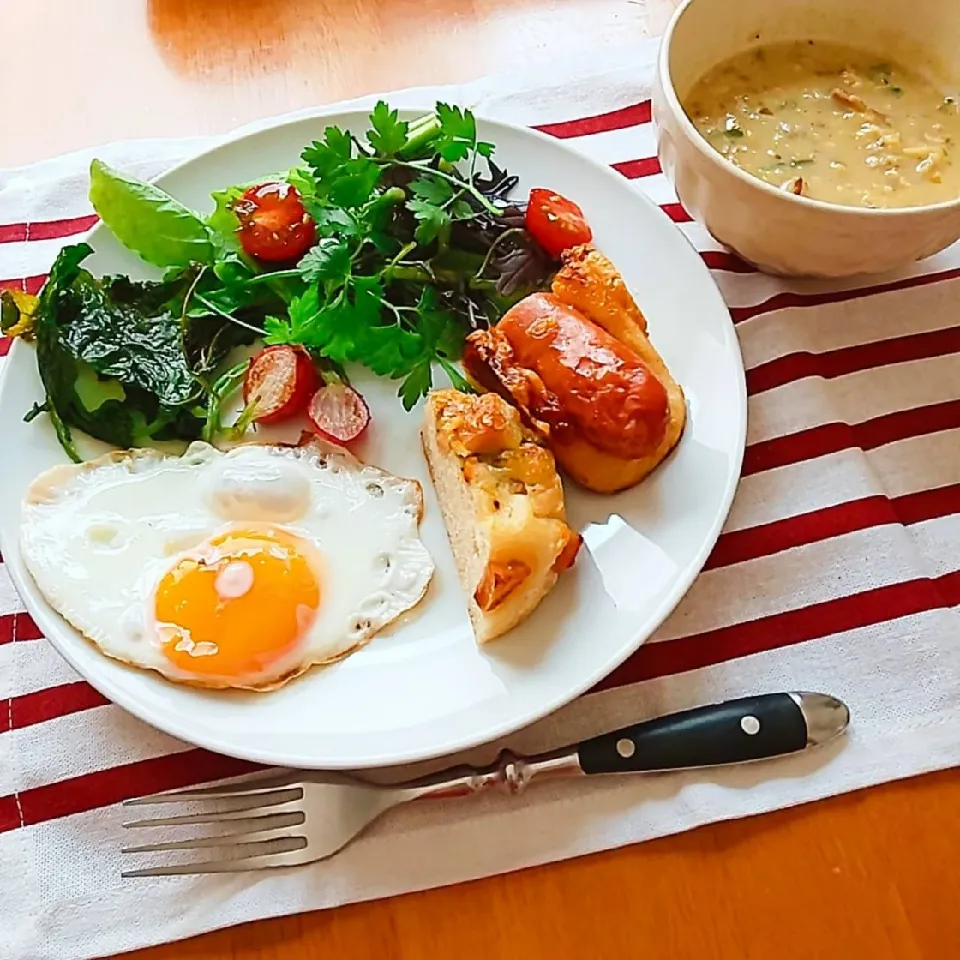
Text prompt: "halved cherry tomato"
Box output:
[[243, 345, 318, 423], [307, 382, 371, 445], [524, 188, 593, 260], [235, 182, 316, 263]]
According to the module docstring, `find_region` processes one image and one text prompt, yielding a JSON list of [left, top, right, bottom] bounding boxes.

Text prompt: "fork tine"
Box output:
[[123, 784, 303, 808], [122, 771, 297, 804], [122, 788, 304, 821], [120, 839, 311, 878], [122, 809, 305, 832], [121, 821, 305, 854], [121, 772, 298, 802]]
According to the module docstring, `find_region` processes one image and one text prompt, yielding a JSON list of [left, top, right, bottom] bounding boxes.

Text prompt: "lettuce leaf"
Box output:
[[89, 160, 215, 269]]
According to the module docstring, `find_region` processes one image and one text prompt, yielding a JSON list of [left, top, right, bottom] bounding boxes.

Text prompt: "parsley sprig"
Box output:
[[263, 101, 542, 408]]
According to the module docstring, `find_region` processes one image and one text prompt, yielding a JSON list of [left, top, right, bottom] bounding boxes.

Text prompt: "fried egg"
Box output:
[[20, 438, 434, 690]]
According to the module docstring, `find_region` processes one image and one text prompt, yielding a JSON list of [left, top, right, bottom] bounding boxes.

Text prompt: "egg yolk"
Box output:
[[153, 528, 321, 681]]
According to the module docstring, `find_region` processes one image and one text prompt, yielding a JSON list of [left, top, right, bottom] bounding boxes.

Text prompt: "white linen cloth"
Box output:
[[2, 38, 959, 960]]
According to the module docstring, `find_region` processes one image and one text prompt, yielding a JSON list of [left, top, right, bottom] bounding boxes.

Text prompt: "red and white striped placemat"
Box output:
[[3, 42, 960, 960]]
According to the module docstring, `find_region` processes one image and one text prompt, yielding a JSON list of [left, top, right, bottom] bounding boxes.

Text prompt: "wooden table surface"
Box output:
[[5, 2, 959, 958]]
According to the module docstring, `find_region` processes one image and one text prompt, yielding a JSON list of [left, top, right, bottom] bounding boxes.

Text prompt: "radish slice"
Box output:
[[243, 346, 318, 424], [307, 382, 371, 444]]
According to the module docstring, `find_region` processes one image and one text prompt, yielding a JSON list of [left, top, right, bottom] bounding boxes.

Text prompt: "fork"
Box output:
[[121, 691, 849, 876]]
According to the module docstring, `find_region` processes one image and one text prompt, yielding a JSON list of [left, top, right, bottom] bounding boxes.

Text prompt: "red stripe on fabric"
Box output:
[[0, 224, 27, 243], [705, 483, 960, 570], [747, 325, 960, 395], [743, 399, 960, 476], [706, 496, 894, 570], [535, 101, 652, 139], [0, 274, 47, 294], [25, 215, 97, 241], [0, 613, 44, 645], [701, 250, 758, 273], [0, 797, 22, 832], [660, 202, 692, 223], [731, 266, 960, 324], [0, 215, 98, 244], [612, 156, 662, 179], [8, 574, 955, 831], [594, 570, 960, 693], [893, 483, 960, 524], [0, 338, 8, 358], [8, 682, 109, 731], [0, 750, 262, 833]]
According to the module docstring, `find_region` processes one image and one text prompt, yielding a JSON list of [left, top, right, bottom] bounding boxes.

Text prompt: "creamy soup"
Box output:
[[683, 41, 960, 208]]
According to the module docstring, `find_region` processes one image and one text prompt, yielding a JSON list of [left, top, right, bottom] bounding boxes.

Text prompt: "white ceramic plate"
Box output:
[[0, 108, 746, 769]]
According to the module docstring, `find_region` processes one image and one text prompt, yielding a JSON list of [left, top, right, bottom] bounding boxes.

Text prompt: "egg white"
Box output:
[[20, 438, 434, 690]]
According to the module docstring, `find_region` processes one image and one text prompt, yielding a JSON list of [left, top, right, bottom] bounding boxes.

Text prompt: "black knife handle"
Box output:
[[577, 693, 827, 775]]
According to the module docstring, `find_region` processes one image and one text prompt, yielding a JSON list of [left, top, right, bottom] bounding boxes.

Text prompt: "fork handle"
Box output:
[[408, 692, 849, 801], [576, 692, 847, 774]]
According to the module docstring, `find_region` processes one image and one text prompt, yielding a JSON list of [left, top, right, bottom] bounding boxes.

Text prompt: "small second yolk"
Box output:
[[153, 528, 321, 682]]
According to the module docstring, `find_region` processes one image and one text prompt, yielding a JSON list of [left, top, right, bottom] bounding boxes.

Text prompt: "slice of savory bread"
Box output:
[[422, 389, 581, 643]]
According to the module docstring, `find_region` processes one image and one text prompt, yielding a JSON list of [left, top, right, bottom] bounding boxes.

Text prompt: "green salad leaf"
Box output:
[[366, 102, 409, 158], [298, 238, 352, 286], [28, 244, 259, 460], [258, 100, 552, 406], [89, 160, 216, 269], [62, 274, 197, 407], [301, 126, 354, 179], [408, 197, 451, 245], [0, 292, 19, 335], [25, 101, 557, 459], [207, 186, 245, 252], [435, 103, 494, 162]]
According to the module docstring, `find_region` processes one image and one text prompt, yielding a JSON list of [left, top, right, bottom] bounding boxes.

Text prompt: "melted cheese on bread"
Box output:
[[423, 390, 580, 643]]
